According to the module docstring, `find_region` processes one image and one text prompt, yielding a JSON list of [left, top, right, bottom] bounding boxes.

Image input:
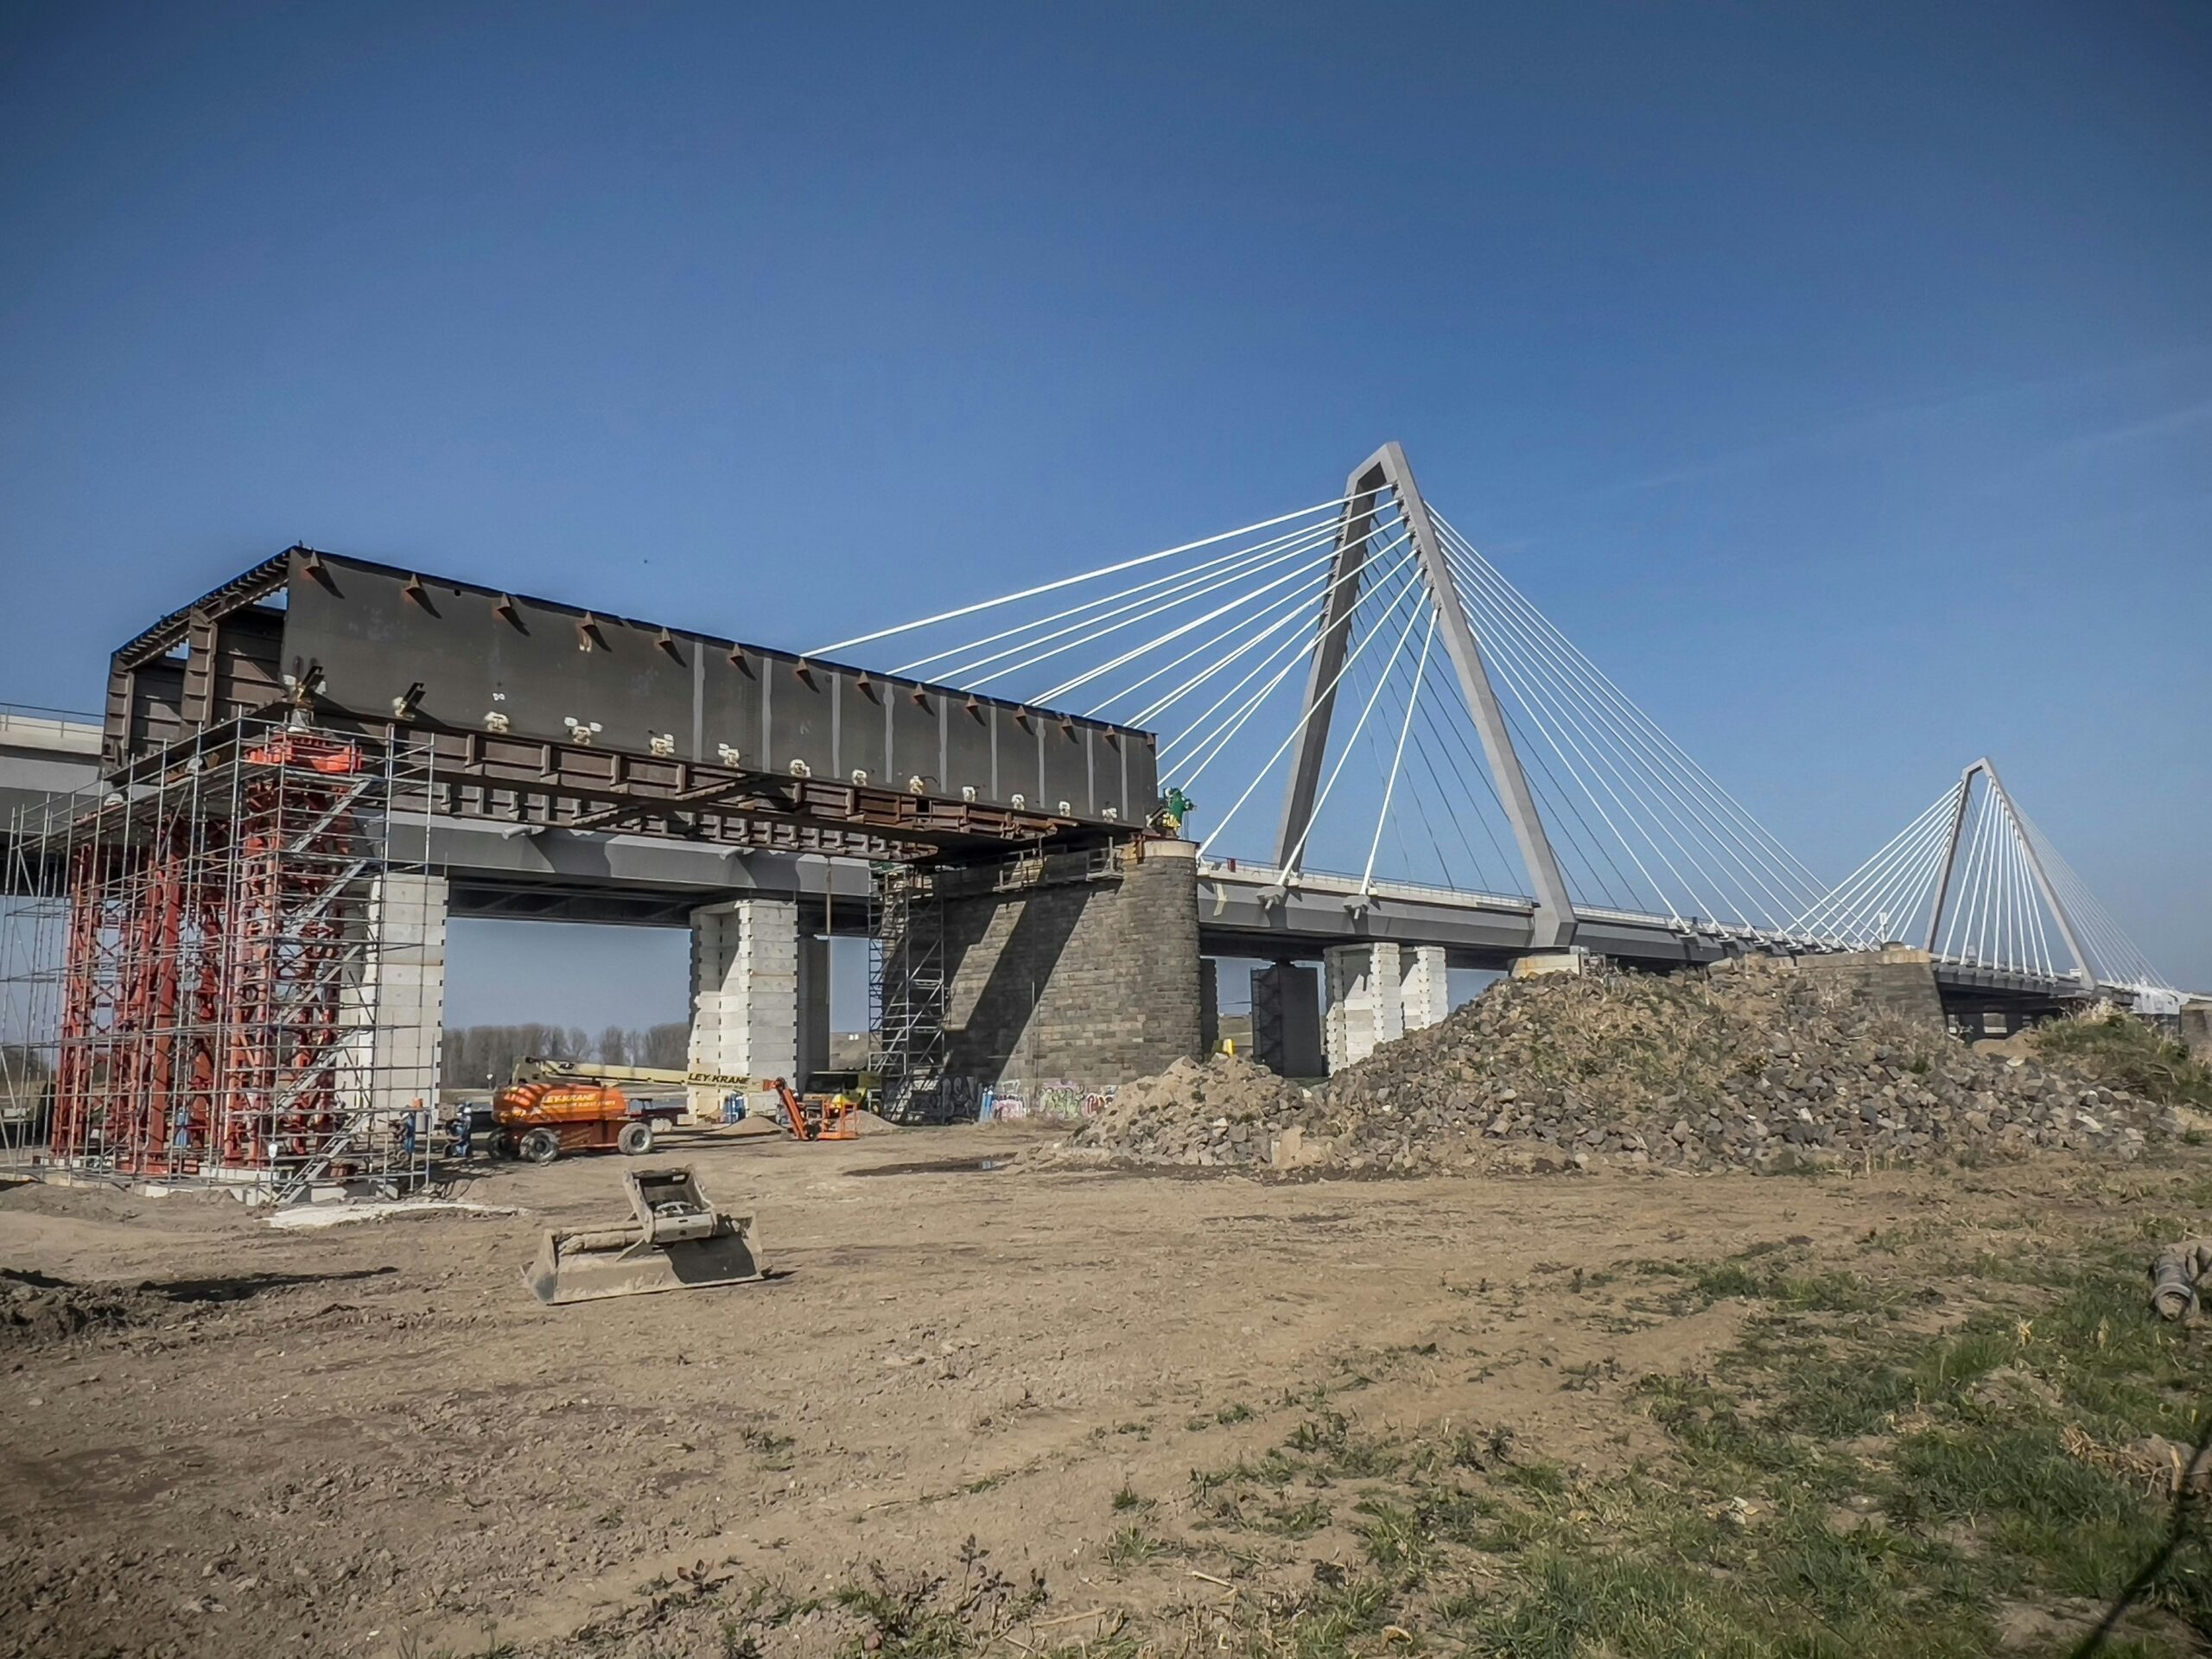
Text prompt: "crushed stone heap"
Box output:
[[1052, 956, 2187, 1177]]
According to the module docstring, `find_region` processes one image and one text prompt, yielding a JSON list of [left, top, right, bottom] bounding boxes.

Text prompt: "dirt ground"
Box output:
[[0, 1125, 2202, 1658]]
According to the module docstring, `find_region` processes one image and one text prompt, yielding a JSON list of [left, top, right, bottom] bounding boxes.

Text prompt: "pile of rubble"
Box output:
[[2, 1268, 173, 1347], [1054, 957, 2190, 1177]]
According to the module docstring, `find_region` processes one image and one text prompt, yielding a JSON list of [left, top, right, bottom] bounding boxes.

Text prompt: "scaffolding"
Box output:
[[868, 862, 950, 1123], [0, 715, 442, 1203]]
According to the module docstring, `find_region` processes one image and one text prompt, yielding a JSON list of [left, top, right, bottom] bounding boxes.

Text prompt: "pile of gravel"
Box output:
[[1052, 956, 2189, 1177]]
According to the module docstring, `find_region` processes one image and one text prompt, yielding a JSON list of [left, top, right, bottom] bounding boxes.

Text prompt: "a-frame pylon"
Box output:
[[1274, 442, 1577, 949], [1923, 756, 2096, 988]]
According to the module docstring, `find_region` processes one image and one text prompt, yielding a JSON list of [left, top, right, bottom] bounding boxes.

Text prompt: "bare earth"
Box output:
[[0, 1125, 2198, 1658]]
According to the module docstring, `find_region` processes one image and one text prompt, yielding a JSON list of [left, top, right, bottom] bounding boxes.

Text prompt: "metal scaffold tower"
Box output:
[[868, 862, 949, 1123], [0, 716, 442, 1201]]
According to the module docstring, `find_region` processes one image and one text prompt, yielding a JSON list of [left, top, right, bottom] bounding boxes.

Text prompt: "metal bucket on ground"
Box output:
[[524, 1166, 767, 1306]]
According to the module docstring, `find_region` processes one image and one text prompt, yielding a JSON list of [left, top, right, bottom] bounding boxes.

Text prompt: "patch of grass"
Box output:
[[1145, 1193, 2212, 1659], [739, 1425, 795, 1471], [1258, 1495, 1332, 1538], [1109, 1482, 1149, 1513], [1284, 1408, 1402, 1478], [1101, 1522, 1165, 1569], [1674, 1258, 1891, 1313], [2033, 1011, 2212, 1109], [833, 1539, 1044, 1659]]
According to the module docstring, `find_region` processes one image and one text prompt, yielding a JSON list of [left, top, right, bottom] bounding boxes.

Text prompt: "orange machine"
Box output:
[[786, 1090, 860, 1142], [493, 1058, 749, 1164], [491, 1058, 860, 1162]]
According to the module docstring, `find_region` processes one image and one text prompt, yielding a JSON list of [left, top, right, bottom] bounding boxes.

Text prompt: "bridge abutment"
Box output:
[[928, 838, 1204, 1093]]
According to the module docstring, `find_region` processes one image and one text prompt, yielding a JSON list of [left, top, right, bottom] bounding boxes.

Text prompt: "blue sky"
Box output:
[[3, 1, 2206, 1023]]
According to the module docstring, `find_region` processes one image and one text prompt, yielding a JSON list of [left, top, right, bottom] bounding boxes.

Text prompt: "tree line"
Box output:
[[440, 1022, 692, 1092]]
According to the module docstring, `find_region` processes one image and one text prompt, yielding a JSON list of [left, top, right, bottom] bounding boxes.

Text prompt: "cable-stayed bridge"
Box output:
[[1, 442, 2186, 1141], [822, 442, 2180, 1017]]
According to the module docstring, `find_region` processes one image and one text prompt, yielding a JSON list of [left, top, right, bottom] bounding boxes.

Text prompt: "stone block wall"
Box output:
[[934, 839, 1202, 1089], [1795, 946, 1946, 1027], [2183, 1002, 2212, 1063]]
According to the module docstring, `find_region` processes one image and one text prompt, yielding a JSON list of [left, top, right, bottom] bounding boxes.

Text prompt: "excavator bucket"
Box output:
[[525, 1166, 767, 1306]]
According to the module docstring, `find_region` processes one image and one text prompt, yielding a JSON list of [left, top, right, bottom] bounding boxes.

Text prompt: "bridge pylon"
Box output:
[[1923, 757, 2094, 990], [1273, 443, 1577, 949]]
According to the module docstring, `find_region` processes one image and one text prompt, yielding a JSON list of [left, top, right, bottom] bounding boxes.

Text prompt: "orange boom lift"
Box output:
[[491, 1058, 857, 1163]]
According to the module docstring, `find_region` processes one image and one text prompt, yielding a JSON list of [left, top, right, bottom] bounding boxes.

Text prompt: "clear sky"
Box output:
[[3, 1, 2207, 1025]]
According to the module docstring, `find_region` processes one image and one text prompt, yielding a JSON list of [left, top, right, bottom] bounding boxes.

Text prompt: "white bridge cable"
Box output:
[[1363, 614, 1435, 892], [1491, 690, 1655, 914], [949, 521, 1344, 690], [1436, 535, 1826, 931], [1263, 531, 1571, 899], [1473, 625, 1685, 921], [1436, 518, 1826, 906], [1029, 537, 1344, 703], [1364, 645, 1641, 912], [1280, 576, 1434, 875], [1173, 541, 1425, 798], [1790, 782, 1964, 944], [1959, 786, 2005, 968], [889, 521, 1332, 680], [1106, 563, 1336, 725], [1033, 514, 1367, 708], [810, 494, 1357, 658], [1446, 549, 1821, 931], [1156, 531, 1417, 775], [1432, 511, 1827, 908], [1117, 564, 1344, 726], [1353, 632, 1525, 896], [1195, 549, 1432, 856], [1306, 519, 1643, 904], [1911, 773, 2096, 981], [2010, 799, 2170, 989], [1999, 796, 2053, 978], [1446, 555, 1788, 930]]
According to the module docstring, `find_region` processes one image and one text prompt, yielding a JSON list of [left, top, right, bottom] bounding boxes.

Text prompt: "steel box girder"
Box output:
[[105, 549, 1158, 842]]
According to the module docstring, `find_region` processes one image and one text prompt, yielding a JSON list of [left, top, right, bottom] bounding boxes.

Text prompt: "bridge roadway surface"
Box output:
[[0, 715, 2096, 1010]]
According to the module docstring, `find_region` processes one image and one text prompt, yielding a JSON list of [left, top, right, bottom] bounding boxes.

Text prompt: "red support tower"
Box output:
[[25, 719, 437, 1198]]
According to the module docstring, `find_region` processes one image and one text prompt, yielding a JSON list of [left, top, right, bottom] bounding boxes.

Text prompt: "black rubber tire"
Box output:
[[617, 1121, 654, 1155], [493, 1131, 520, 1160], [520, 1128, 561, 1166]]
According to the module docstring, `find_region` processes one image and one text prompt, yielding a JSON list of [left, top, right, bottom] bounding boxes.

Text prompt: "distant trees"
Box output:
[[440, 1022, 692, 1092]]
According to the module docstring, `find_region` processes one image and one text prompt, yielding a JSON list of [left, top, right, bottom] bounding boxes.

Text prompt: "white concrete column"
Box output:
[[365, 872, 448, 1116], [1399, 944, 1450, 1033], [689, 897, 801, 1119], [1324, 941, 1403, 1073]]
